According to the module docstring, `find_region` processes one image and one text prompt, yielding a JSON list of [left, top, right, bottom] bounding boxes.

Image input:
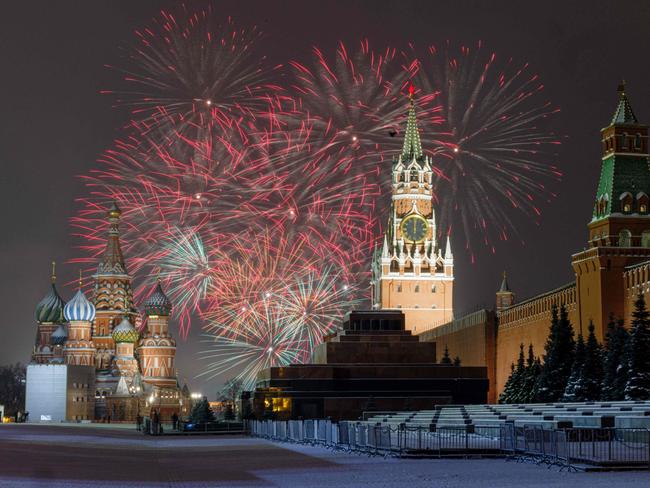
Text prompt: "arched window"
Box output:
[[635, 133, 642, 149], [410, 169, 419, 182], [642, 231, 650, 248], [619, 229, 632, 247], [638, 192, 649, 214], [620, 192, 633, 213]]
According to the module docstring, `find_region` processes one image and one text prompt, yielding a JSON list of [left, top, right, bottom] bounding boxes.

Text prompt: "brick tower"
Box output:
[[63, 275, 97, 367], [496, 272, 515, 311], [138, 280, 177, 388], [111, 316, 140, 378], [32, 262, 66, 364], [371, 86, 454, 334], [92, 202, 138, 373], [572, 82, 650, 338]]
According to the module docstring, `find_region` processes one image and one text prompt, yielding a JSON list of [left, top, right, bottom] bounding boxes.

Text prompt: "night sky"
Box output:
[[1, 1, 649, 396]]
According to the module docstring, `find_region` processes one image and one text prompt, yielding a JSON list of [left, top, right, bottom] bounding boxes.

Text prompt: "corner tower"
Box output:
[[371, 86, 454, 334], [572, 82, 650, 339]]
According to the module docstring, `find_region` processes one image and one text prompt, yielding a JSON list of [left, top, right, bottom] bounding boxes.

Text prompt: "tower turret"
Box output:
[[371, 86, 454, 334], [572, 81, 650, 339], [92, 201, 137, 368], [111, 316, 140, 379], [590, 82, 650, 246], [63, 272, 96, 366], [32, 262, 66, 364], [138, 280, 177, 388], [496, 271, 515, 311]]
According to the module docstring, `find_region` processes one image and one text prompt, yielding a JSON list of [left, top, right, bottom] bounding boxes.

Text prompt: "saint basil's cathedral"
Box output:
[[27, 203, 189, 422]]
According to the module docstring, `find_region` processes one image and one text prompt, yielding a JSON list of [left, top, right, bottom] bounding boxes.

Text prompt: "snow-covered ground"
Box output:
[[0, 425, 647, 487]]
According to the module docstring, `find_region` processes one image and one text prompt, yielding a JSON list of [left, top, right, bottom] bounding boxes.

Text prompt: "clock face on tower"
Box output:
[[400, 215, 428, 242]]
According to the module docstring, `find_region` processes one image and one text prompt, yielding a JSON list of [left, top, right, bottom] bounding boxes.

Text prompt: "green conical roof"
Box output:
[[401, 88, 423, 161], [611, 82, 638, 125]]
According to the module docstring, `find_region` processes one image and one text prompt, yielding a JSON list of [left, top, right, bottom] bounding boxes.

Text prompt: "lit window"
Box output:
[[624, 204, 631, 212], [641, 205, 648, 213]]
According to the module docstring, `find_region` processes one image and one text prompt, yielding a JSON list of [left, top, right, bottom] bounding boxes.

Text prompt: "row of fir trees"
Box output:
[[499, 294, 650, 403]]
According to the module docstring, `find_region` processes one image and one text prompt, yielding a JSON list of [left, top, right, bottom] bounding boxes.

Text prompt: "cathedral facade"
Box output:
[[27, 203, 189, 421], [421, 83, 650, 402], [371, 88, 454, 334]]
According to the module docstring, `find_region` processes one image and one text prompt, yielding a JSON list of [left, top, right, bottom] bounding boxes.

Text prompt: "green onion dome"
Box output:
[[35, 283, 66, 324], [143, 281, 172, 316], [51, 324, 68, 345], [112, 316, 139, 343]]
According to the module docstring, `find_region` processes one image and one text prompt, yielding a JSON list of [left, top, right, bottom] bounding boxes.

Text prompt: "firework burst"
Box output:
[[200, 236, 362, 389], [102, 4, 280, 136], [72, 5, 564, 389], [407, 41, 563, 258]]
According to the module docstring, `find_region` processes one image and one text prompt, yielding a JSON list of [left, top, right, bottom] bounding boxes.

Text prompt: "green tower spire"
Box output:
[[592, 82, 649, 223], [611, 81, 638, 125], [401, 84, 424, 161]]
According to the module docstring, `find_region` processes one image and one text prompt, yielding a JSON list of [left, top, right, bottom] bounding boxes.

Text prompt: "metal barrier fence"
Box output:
[[251, 420, 502, 457], [250, 420, 650, 468]]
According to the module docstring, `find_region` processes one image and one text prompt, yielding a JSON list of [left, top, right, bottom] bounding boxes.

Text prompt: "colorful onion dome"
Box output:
[[51, 324, 68, 345], [143, 281, 173, 316], [64, 288, 96, 322], [112, 316, 139, 343], [35, 283, 66, 324]]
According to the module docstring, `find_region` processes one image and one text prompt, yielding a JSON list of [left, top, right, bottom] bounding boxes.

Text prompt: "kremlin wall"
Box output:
[[421, 83, 650, 402]]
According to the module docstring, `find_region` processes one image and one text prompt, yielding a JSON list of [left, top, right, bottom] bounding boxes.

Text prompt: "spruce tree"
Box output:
[[453, 356, 462, 367], [575, 321, 604, 401], [520, 344, 542, 403], [625, 293, 650, 400], [440, 345, 452, 365], [563, 333, 585, 401], [190, 397, 216, 424], [508, 344, 526, 403], [602, 315, 629, 400], [538, 304, 575, 402], [499, 363, 516, 404]]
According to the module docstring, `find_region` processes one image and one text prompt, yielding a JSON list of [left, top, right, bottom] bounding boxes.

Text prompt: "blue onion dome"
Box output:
[[35, 283, 66, 324], [64, 288, 96, 322], [143, 281, 173, 316], [112, 316, 139, 343], [51, 324, 68, 345]]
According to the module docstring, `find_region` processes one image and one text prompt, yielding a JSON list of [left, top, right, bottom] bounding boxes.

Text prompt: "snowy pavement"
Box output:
[[0, 424, 648, 487]]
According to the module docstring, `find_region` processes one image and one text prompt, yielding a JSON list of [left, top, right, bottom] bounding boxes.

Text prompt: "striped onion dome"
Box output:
[[51, 324, 68, 345], [35, 283, 66, 324], [143, 281, 173, 316], [63, 289, 96, 322], [112, 316, 139, 343]]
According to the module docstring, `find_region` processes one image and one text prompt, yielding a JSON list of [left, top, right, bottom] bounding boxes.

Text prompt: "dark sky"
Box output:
[[1, 0, 649, 396]]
